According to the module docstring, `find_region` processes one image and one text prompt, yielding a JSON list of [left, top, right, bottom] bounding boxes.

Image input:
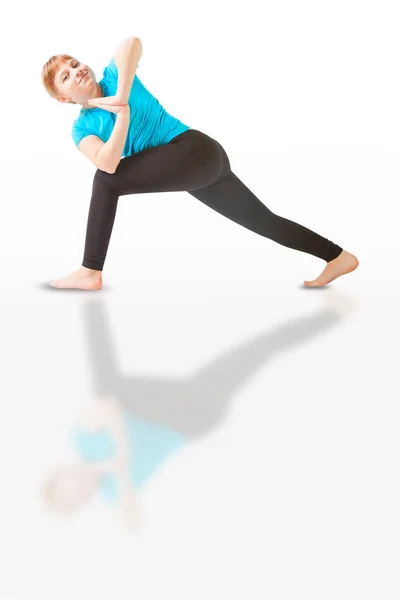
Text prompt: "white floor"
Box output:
[[5, 0, 400, 592], [1, 230, 398, 598]]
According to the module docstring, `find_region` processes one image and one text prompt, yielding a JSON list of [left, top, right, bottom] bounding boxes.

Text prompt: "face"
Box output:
[[43, 464, 97, 514], [55, 58, 99, 106]]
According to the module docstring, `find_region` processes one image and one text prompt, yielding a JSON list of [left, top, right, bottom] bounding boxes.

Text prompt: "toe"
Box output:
[[304, 279, 323, 287]]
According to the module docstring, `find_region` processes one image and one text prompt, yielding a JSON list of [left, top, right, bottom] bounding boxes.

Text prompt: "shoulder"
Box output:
[[71, 110, 97, 146], [102, 56, 118, 81], [72, 109, 91, 133]]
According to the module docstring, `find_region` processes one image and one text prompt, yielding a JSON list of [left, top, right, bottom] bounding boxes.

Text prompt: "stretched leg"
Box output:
[[189, 171, 343, 261], [188, 171, 358, 286]]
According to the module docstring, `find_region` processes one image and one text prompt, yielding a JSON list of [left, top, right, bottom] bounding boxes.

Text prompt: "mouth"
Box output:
[[79, 73, 88, 84]]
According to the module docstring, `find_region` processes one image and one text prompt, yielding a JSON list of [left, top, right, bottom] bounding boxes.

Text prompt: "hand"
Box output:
[[120, 488, 141, 531], [87, 95, 129, 115], [78, 396, 122, 432]]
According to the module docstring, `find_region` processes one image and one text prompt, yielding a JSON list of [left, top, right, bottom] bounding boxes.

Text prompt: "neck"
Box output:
[[97, 83, 104, 98], [82, 83, 104, 109]]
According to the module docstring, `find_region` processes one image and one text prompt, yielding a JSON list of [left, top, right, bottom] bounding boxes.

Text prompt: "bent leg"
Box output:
[[188, 171, 343, 262], [82, 129, 227, 270]]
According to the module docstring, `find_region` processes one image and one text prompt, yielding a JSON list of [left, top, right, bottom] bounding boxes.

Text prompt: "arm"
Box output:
[[115, 37, 143, 104], [95, 105, 130, 174], [77, 397, 130, 470], [77, 398, 140, 528], [91, 37, 142, 173]]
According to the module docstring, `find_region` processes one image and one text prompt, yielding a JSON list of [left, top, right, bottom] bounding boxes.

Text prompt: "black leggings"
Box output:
[[82, 129, 342, 271]]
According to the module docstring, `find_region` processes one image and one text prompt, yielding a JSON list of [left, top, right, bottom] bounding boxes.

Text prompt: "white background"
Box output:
[[0, 1, 399, 598]]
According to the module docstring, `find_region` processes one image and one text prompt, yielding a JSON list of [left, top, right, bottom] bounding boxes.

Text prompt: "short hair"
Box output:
[[41, 54, 77, 102]]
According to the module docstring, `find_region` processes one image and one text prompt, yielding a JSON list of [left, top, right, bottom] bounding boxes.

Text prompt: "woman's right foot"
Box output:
[[49, 266, 102, 290]]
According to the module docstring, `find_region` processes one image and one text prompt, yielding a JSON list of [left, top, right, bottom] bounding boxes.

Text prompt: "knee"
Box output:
[[95, 167, 113, 180], [92, 168, 118, 192]]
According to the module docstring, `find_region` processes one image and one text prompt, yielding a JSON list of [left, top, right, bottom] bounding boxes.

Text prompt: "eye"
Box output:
[[62, 62, 79, 83]]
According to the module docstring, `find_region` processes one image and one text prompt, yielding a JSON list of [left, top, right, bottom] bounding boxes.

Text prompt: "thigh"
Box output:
[[188, 170, 275, 232], [104, 129, 231, 196]]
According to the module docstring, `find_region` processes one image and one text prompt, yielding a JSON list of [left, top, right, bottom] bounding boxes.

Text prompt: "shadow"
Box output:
[[42, 287, 359, 530], [296, 283, 330, 291]]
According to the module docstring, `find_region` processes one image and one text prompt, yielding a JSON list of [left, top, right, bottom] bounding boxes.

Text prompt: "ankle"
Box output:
[[80, 266, 102, 277]]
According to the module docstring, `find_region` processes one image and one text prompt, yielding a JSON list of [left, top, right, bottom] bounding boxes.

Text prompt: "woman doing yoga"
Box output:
[[42, 37, 358, 290]]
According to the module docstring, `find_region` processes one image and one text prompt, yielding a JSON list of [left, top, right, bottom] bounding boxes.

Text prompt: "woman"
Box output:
[[42, 37, 358, 290]]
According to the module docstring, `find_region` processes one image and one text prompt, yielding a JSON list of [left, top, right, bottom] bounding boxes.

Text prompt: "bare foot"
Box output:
[[49, 266, 102, 290], [304, 250, 359, 287]]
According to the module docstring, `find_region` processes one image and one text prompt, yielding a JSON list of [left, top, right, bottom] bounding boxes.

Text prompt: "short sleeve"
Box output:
[[71, 123, 92, 147], [103, 56, 118, 81]]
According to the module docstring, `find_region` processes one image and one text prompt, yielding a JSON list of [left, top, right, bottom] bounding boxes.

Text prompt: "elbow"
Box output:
[[105, 160, 121, 174], [124, 36, 142, 52], [97, 156, 119, 174], [98, 164, 116, 175], [129, 36, 142, 59]]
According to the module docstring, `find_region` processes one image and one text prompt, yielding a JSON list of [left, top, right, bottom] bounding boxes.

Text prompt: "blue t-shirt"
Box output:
[[73, 413, 187, 504], [71, 57, 191, 157]]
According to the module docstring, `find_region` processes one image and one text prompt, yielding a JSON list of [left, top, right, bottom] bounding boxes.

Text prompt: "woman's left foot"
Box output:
[[304, 250, 359, 287]]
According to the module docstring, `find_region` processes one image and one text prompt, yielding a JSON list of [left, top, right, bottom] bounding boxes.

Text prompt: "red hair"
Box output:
[[41, 54, 77, 102]]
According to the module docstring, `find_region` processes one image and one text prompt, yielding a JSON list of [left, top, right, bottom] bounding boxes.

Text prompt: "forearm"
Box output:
[[96, 107, 130, 174], [116, 38, 142, 104], [79, 399, 130, 477]]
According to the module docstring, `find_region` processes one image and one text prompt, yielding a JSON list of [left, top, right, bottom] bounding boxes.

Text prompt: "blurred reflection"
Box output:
[[42, 289, 359, 529]]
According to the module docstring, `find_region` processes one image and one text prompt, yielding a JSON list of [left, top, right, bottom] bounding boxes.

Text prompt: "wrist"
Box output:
[[115, 89, 130, 104], [116, 105, 130, 118]]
